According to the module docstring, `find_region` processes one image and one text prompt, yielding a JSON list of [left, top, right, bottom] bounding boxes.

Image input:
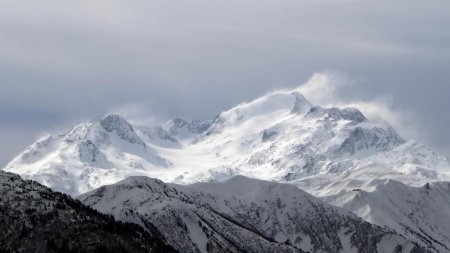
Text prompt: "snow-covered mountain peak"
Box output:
[[3, 113, 170, 195], [290, 91, 313, 115], [60, 114, 145, 146], [62, 121, 92, 142], [164, 118, 212, 139], [226, 90, 311, 118], [305, 106, 367, 123], [100, 113, 129, 130], [4, 85, 450, 250], [99, 114, 145, 145], [207, 90, 312, 134], [4, 86, 450, 197], [117, 175, 165, 189]]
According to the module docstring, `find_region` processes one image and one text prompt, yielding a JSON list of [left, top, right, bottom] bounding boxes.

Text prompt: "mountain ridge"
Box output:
[[0, 170, 176, 252], [4, 87, 449, 194], [79, 174, 426, 253], [3, 86, 450, 251]]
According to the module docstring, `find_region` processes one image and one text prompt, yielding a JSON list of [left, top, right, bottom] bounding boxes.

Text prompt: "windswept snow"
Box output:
[[4, 86, 450, 195], [4, 85, 450, 251]]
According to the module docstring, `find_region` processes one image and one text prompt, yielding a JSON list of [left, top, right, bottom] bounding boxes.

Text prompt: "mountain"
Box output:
[[302, 178, 450, 252], [5, 88, 449, 197], [4, 86, 450, 251], [79, 175, 425, 253], [0, 170, 176, 253], [3, 114, 171, 195]]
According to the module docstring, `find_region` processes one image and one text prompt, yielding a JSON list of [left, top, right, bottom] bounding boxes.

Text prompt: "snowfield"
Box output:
[[4, 86, 450, 251]]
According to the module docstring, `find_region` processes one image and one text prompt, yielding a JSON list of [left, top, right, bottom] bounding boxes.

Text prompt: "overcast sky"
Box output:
[[1, 0, 450, 166]]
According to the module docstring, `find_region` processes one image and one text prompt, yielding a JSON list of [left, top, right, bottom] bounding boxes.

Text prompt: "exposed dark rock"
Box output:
[[0, 171, 176, 253]]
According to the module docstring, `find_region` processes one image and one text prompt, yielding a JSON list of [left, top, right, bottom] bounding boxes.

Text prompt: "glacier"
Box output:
[[3, 86, 450, 251]]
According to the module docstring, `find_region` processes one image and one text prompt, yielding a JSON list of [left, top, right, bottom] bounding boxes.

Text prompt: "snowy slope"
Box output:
[[323, 180, 450, 252], [3, 114, 171, 195], [4, 85, 450, 251], [5, 87, 449, 196], [79, 175, 424, 253], [0, 170, 175, 252]]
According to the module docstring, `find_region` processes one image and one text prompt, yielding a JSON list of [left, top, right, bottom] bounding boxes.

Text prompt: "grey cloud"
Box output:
[[1, 0, 450, 166]]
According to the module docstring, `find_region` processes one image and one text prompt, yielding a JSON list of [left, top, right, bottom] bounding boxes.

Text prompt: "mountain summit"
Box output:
[[4, 88, 449, 196], [4, 87, 450, 251]]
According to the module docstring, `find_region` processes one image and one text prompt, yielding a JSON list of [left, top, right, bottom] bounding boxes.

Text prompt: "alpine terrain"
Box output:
[[79, 175, 425, 253], [0, 170, 175, 252], [3, 85, 450, 252]]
